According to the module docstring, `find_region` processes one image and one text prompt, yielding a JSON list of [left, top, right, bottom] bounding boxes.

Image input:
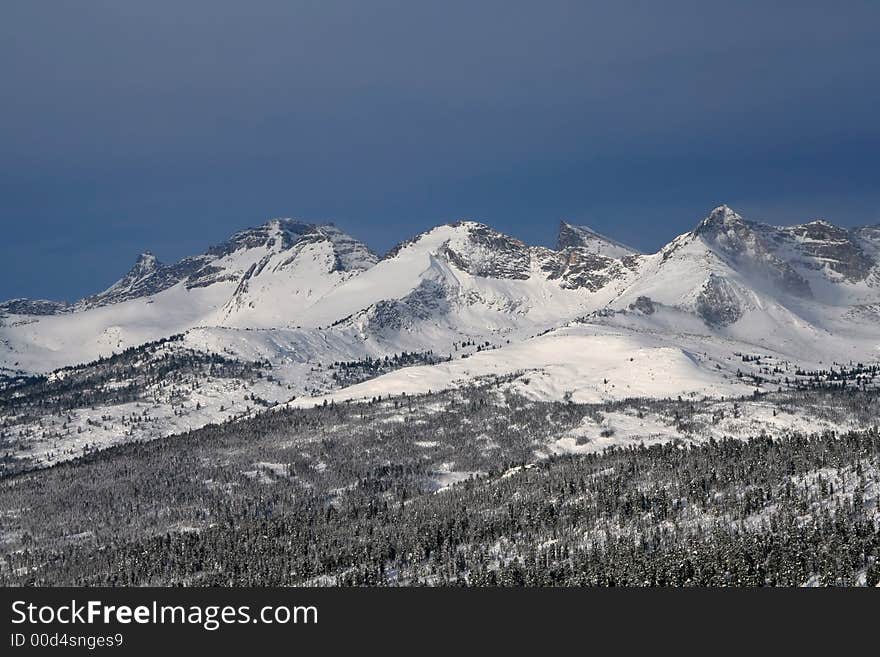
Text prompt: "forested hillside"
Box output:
[[2, 386, 878, 586]]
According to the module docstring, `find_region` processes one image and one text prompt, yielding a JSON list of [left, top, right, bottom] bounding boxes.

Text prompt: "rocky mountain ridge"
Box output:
[[2, 206, 878, 378]]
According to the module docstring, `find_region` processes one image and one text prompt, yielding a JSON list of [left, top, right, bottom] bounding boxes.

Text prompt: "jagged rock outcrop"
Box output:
[[365, 279, 451, 333], [780, 220, 875, 282], [695, 274, 744, 327], [0, 298, 70, 316], [79, 251, 209, 308], [438, 222, 532, 280], [628, 295, 656, 315]]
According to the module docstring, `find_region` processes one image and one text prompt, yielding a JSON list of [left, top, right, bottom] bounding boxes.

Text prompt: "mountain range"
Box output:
[[2, 205, 879, 395], [3, 204, 880, 468]]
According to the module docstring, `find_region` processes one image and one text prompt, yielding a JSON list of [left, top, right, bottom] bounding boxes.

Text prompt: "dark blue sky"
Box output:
[[2, 1, 879, 301]]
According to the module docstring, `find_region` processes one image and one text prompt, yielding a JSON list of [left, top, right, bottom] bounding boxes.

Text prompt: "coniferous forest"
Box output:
[[1, 384, 878, 586]]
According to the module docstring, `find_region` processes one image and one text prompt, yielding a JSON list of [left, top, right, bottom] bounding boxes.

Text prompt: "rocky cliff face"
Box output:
[[778, 220, 875, 283], [437, 222, 532, 280]]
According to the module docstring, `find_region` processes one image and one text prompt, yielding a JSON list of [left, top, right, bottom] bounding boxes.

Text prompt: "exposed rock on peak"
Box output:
[[382, 221, 532, 280], [440, 222, 531, 280], [66, 219, 378, 310], [132, 251, 159, 273], [77, 250, 187, 309], [781, 221, 874, 282], [3, 206, 879, 381], [207, 218, 312, 257], [693, 205, 750, 236], [557, 221, 638, 258], [690, 206, 812, 298]]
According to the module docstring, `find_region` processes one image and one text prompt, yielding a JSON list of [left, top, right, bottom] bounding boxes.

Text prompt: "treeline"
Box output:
[[329, 351, 449, 388], [790, 364, 879, 390]]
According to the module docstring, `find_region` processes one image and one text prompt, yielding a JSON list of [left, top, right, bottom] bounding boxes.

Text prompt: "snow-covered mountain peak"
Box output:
[[96, 250, 163, 296], [447, 219, 491, 231], [380, 221, 532, 280], [131, 251, 160, 275], [203, 218, 375, 271], [856, 224, 880, 245], [267, 217, 306, 230], [785, 218, 849, 240], [780, 220, 876, 284], [439, 222, 532, 280], [683, 206, 813, 298], [4, 206, 880, 386], [119, 251, 161, 286], [693, 204, 749, 235], [74, 249, 184, 310], [557, 221, 639, 258], [311, 224, 379, 273], [205, 220, 379, 327], [207, 218, 311, 257], [689, 210, 874, 285]]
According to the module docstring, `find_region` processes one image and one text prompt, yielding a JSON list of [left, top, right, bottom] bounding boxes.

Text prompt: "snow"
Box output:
[[3, 207, 880, 464], [289, 324, 753, 408], [0, 220, 377, 372], [9, 208, 874, 383], [427, 464, 482, 493], [4, 364, 295, 469], [541, 397, 873, 458]]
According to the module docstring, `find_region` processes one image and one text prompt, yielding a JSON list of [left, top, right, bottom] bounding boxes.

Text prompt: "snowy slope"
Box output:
[[208, 224, 376, 328], [0, 220, 377, 372], [3, 205, 879, 404], [4, 205, 880, 471], [1, 219, 639, 373], [289, 323, 755, 408], [602, 206, 880, 362], [295, 221, 638, 341], [284, 207, 878, 409]]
